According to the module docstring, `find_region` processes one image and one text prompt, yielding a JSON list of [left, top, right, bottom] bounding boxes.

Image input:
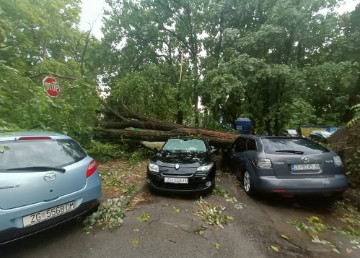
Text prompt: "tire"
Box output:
[[243, 170, 256, 196]]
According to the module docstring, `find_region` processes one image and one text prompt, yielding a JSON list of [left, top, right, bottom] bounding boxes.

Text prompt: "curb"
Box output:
[[121, 181, 148, 210]]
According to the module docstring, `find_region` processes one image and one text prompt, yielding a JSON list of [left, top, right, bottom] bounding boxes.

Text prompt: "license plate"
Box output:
[[164, 177, 188, 184], [22, 202, 75, 227], [291, 164, 320, 171]]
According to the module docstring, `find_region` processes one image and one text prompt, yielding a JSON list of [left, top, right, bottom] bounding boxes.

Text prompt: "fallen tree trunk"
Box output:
[[95, 100, 238, 148], [95, 127, 238, 148]]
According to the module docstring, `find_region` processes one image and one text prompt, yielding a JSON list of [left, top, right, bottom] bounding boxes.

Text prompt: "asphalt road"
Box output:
[[1, 170, 359, 258]]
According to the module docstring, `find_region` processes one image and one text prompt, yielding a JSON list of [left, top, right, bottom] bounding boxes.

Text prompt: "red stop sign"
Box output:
[[43, 76, 60, 98]]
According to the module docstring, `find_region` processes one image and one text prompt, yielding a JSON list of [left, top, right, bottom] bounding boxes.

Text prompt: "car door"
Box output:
[[228, 137, 247, 173]]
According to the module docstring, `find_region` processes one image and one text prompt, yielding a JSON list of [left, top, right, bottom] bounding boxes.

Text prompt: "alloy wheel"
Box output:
[[244, 171, 251, 193]]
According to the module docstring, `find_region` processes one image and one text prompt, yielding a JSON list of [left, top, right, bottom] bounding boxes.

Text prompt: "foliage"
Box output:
[[195, 197, 233, 228], [345, 146, 360, 184], [1, 0, 360, 142], [291, 216, 339, 253], [86, 140, 152, 163], [333, 200, 360, 241], [83, 198, 125, 233], [212, 186, 228, 197], [137, 212, 151, 222], [347, 104, 360, 126], [0, 0, 100, 144], [86, 141, 126, 162]]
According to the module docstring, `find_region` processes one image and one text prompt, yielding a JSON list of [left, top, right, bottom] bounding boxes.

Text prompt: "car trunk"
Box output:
[[0, 163, 87, 210], [266, 152, 337, 178]]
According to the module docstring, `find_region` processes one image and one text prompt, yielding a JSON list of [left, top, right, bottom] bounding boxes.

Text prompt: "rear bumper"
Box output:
[[255, 174, 348, 195], [0, 200, 99, 244], [0, 174, 101, 244]]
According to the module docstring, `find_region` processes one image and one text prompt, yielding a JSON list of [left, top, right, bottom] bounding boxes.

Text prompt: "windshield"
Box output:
[[0, 139, 87, 170], [262, 138, 329, 155], [162, 139, 207, 153]]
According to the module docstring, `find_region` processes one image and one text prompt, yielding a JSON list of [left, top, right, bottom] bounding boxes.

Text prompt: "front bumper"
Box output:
[[147, 174, 214, 194], [254, 174, 348, 195]]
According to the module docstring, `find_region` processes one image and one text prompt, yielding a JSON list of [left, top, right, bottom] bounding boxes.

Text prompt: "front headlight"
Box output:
[[148, 162, 159, 173], [196, 163, 214, 172], [333, 156, 343, 167]]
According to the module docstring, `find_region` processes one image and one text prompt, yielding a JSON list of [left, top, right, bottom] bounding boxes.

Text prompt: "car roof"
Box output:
[[0, 131, 71, 141]]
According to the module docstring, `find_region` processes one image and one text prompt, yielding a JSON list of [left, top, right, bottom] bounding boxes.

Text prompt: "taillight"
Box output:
[[86, 160, 98, 178], [252, 159, 272, 169]]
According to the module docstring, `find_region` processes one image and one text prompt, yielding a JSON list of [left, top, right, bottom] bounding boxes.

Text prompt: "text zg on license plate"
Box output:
[[22, 202, 75, 227], [164, 177, 188, 184], [291, 164, 320, 171]]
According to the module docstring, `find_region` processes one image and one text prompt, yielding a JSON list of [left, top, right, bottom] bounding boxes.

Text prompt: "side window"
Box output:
[[234, 138, 246, 152], [246, 139, 257, 151]]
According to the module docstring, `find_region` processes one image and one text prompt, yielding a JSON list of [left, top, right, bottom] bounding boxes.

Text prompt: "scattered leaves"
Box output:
[[212, 187, 228, 197], [195, 197, 233, 228], [138, 212, 151, 222], [83, 198, 125, 233], [213, 243, 221, 249], [173, 207, 180, 213], [132, 239, 140, 245], [280, 234, 289, 240], [270, 245, 280, 252]]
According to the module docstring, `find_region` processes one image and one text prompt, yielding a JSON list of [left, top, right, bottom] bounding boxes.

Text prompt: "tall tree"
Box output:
[[0, 0, 100, 144]]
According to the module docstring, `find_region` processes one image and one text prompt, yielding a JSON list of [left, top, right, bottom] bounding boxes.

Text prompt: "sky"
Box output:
[[80, 0, 106, 38], [80, 0, 359, 39]]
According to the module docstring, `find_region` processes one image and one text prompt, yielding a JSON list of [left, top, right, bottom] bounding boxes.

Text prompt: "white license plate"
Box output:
[[164, 177, 188, 184], [291, 164, 320, 171], [22, 202, 75, 227]]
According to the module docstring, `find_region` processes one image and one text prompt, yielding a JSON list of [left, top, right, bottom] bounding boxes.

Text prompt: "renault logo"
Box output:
[[175, 164, 180, 170], [301, 156, 310, 163], [44, 172, 56, 182]]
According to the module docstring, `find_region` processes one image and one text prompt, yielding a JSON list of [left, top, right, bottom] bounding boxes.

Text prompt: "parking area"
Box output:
[[1, 168, 360, 258]]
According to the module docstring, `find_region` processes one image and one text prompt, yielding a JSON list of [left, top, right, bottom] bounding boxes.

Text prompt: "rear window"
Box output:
[[0, 139, 87, 170], [261, 138, 329, 155]]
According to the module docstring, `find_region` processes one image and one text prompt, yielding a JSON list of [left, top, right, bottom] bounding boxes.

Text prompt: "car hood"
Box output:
[[151, 151, 210, 166]]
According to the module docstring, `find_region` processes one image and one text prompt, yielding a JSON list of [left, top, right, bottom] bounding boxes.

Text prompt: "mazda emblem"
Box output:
[[301, 156, 310, 163], [175, 164, 180, 170], [44, 172, 56, 182]]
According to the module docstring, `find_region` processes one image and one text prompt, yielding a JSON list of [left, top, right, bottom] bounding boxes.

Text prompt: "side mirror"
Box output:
[[154, 147, 161, 153]]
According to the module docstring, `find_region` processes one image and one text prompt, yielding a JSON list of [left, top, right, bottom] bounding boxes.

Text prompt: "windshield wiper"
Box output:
[[3, 166, 66, 173], [275, 150, 304, 155]]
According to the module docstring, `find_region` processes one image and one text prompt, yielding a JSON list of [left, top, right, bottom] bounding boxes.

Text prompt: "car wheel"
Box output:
[[243, 170, 255, 196]]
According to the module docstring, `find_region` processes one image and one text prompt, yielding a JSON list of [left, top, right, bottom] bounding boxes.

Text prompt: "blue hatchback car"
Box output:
[[0, 132, 102, 244]]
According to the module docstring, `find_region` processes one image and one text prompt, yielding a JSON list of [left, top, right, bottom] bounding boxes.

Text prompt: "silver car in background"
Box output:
[[0, 132, 102, 244]]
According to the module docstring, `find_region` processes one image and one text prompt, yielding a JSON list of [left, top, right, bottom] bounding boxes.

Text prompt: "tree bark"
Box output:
[[95, 127, 238, 148]]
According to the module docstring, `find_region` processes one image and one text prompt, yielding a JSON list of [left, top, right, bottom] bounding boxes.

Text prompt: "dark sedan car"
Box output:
[[147, 137, 216, 195], [224, 135, 347, 197]]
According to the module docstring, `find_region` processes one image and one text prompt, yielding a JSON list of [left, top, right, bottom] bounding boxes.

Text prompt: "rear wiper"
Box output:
[[275, 150, 304, 154], [4, 166, 66, 173]]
